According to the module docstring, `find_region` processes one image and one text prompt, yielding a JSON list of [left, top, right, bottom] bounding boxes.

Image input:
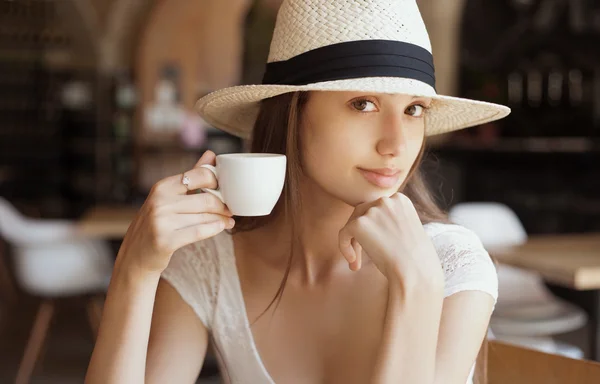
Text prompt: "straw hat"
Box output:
[[195, 0, 510, 139]]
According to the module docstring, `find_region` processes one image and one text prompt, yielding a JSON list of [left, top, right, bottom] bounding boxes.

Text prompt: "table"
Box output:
[[488, 340, 600, 384], [491, 234, 600, 290], [490, 233, 600, 360], [78, 206, 139, 238]]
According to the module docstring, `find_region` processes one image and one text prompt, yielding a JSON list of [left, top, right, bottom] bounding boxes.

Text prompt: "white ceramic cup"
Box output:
[[200, 153, 287, 217]]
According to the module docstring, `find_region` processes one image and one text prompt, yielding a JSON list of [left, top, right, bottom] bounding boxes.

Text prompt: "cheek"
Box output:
[[403, 119, 425, 160], [301, 123, 356, 181], [298, 115, 426, 204], [407, 132, 424, 162]]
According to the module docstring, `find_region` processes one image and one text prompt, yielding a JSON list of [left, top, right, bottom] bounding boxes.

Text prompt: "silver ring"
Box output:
[[181, 173, 191, 190]]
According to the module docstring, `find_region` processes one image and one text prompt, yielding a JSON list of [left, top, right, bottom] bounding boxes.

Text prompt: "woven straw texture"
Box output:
[[195, 0, 510, 139], [268, 0, 431, 62]]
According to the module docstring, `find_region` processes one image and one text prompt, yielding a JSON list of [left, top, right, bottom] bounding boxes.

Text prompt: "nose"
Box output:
[[375, 112, 407, 157]]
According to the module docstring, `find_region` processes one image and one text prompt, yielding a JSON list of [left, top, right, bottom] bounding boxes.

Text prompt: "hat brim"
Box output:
[[195, 77, 511, 140]]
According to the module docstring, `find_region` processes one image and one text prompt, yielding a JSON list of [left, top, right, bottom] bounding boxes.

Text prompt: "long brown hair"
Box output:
[[232, 91, 487, 384]]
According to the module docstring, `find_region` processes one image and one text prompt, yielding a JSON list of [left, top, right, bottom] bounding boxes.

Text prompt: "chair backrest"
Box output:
[[0, 197, 76, 245], [0, 197, 31, 243], [487, 340, 600, 384], [449, 202, 527, 248]]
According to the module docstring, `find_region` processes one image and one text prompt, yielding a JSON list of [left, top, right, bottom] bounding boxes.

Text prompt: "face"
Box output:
[[299, 91, 430, 206]]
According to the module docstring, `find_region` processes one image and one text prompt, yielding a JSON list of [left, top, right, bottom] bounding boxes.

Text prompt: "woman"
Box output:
[[86, 1, 510, 383]]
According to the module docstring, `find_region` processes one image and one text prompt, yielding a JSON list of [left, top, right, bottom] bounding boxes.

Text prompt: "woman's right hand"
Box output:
[[115, 150, 234, 277]]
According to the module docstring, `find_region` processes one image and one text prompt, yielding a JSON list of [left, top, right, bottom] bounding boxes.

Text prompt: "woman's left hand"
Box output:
[[338, 193, 444, 288]]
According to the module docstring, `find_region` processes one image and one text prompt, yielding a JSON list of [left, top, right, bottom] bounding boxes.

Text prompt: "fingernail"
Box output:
[[226, 218, 235, 229]]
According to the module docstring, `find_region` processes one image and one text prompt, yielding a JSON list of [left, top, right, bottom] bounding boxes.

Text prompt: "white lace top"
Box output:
[[161, 222, 498, 384]]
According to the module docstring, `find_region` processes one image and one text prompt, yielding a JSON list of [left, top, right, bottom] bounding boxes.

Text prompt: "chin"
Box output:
[[341, 187, 400, 207]]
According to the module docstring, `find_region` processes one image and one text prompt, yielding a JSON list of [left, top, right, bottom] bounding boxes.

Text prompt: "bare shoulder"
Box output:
[[146, 232, 232, 384], [146, 278, 209, 384]]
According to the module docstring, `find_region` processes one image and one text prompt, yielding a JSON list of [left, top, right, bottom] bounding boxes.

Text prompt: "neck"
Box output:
[[245, 180, 358, 286]]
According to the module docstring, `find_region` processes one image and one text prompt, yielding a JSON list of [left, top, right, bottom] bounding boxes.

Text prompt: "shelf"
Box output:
[[138, 143, 207, 154], [431, 137, 600, 154]]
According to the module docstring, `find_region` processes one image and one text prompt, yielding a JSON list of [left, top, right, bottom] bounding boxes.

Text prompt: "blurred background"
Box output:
[[0, 0, 600, 383]]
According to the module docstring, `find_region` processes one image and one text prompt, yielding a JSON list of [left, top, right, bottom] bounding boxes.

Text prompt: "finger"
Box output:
[[181, 166, 219, 191], [153, 166, 217, 196], [193, 150, 216, 168], [338, 225, 357, 264], [349, 238, 362, 271], [171, 193, 232, 216], [341, 216, 381, 267], [391, 192, 421, 221], [348, 198, 382, 224], [168, 213, 235, 230], [153, 151, 218, 196], [340, 201, 374, 264], [171, 220, 227, 249]]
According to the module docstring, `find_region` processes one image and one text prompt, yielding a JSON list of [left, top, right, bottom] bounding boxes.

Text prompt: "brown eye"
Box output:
[[351, 99, 377, 112], [406, 104, 425, 117]]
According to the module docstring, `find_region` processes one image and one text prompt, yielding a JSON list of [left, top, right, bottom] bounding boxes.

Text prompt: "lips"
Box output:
[[358, 167, 402, 188]]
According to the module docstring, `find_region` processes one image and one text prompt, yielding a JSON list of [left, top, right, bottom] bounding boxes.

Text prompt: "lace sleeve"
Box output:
[[160, 239, 220, 330], [428, 224, 498, 303]]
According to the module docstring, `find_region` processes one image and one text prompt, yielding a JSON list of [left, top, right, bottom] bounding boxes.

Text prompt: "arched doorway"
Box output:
[[133, 0, 252, 189]]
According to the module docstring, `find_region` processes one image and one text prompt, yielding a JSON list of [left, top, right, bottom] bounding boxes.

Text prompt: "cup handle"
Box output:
[[199, 164, 225, 203]]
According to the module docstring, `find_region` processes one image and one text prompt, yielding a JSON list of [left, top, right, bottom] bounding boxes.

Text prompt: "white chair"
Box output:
[[0, 197, 113, 384], [449, 202, 587, 359]]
